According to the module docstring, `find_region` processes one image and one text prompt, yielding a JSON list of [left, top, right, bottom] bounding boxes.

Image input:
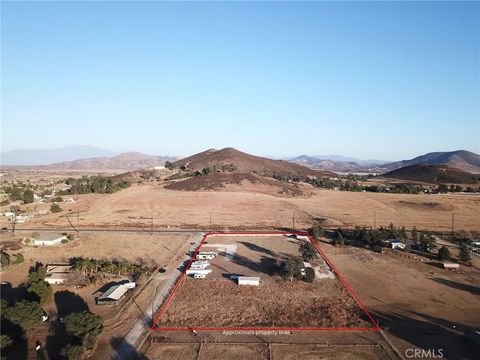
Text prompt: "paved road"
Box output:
[[113, 231, 204, 360]]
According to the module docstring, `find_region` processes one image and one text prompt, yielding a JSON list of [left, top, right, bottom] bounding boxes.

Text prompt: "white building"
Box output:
[[389, 240, 406, 250], [45, 264, 72, 285], [97, 284, 130, 305], [34, 234, 68, 246], [186, 269, 212, 276], [238, 276, 260, 286]]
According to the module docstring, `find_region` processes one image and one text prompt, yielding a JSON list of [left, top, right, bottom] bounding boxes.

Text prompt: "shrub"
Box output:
[[305, 267, 315, 283], [13, 253, 24, 264], [50, 203, 63, 213]]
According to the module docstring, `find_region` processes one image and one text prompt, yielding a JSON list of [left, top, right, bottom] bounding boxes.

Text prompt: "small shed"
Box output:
[[34, 234, 67, 246], [238, 276, 260, 286]]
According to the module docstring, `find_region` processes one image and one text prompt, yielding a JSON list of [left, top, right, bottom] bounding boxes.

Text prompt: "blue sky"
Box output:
[[1, 1, 479, 160]]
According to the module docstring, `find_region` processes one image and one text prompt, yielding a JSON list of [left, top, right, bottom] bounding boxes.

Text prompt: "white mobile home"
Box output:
[[238, 276, 260, 286], [186, 269, 212, 276]]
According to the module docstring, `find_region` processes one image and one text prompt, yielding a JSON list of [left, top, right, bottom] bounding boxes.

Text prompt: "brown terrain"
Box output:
[[157, 235, 372, 329], [17, 182, 480, 232], [383, 164, 480, 184]]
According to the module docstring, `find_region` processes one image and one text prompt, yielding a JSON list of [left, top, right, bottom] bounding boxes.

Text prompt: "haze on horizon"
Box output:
[[1, 1, 479, 160]]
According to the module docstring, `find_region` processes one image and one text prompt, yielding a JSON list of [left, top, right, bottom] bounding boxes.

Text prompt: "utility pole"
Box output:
[[451, 212, 455, 241]]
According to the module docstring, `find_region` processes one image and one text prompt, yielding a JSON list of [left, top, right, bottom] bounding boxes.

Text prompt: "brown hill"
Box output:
[[173, 147, 332, 177], [381, 150, 480, 174], [38, 152, 177, 172], [383, 164, 480, 185]]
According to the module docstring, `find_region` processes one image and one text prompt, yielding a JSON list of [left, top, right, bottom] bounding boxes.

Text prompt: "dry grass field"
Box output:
[[22, 183, 480, 232], [157, 235, 373, 329]]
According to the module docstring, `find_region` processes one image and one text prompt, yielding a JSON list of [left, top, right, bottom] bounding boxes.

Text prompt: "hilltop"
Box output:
[[164, 148, 333, 196], [381, 150, 480, 174], [173, 147, 330, 177], [383, 164, 480, 185]]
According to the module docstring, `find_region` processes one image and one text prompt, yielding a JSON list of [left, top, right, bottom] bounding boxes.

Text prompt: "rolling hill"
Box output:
[[383, 164, 480, 185], [381, 150, 480, 174], [37, 152, 176, 171], [164, 147, 333, 196], [173, 148, 332, 177]]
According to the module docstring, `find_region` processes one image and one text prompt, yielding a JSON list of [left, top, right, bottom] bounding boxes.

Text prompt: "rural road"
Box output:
[[112, 231, 204, 360]]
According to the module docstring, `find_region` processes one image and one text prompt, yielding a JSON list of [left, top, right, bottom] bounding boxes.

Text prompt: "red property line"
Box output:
[[152, 231, 380, 332]]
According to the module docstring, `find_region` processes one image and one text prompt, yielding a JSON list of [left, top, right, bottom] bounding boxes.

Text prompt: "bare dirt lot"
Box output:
[[21, 183, 480, 232], [157, 235, 373, 329]]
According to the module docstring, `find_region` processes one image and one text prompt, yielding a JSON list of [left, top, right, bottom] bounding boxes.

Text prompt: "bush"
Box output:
[[305, 267, 315, 283], [50, 203, 63, 213], [0, 334, 12, 350], [51, 196, 63, 203], [13, 253, 24, 265], [61, 239, 69, 244], [459, 241, 472, 264], [22, 189, 34, 204], [299, 242, 317, 261]]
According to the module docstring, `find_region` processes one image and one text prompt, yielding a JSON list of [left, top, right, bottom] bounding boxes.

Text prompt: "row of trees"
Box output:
[[436, 184, 479, 193], [62, 176, 130, 195], [2, 185, 34, 204], [437, 243, 472, 263], [70, 257, 153, 279]]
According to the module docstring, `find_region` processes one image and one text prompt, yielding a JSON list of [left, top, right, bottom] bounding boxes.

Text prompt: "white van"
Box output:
[[194, 273, 206, 279]]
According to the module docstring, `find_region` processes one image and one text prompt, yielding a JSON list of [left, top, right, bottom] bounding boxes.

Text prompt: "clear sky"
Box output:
[[1, 1, 479, 160]]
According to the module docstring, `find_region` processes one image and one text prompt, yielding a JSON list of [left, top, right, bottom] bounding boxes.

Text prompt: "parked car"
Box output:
[[194, 273, 206, 279]]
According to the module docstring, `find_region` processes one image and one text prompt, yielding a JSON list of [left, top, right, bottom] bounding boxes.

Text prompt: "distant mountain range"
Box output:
[[1, 145, 117, 166], [289, 150, 480, 174], [38, 152, 176, 171]]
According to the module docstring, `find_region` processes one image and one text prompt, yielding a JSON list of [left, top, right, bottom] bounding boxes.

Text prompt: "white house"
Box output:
[[34, 234, 68, 246], [238, 276, 260, 286], [186, 269, 212, 276]]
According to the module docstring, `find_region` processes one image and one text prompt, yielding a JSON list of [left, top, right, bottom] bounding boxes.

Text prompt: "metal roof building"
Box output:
[[97, 284, 130, 305]]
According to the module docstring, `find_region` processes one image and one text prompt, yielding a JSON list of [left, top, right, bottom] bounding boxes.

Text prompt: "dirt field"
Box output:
[[157, 235, 373, 329], [20, 183, 480, 232], [320, 242, 480, 359]]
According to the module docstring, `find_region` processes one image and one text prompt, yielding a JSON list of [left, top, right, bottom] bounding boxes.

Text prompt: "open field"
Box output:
[[156, 234, 374, 329], [18, 183, 480, 232], [321, 242, 480, 359]]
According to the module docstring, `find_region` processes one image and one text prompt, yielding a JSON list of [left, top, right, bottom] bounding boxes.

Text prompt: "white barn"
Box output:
[[34, 234, 68, 246], [238, 276, 260, 286]]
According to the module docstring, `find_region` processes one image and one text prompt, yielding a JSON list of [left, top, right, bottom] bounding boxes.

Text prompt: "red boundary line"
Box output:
[[151, 231, 380, 332]]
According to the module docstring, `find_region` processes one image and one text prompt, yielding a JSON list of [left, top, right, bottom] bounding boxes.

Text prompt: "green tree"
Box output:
[[333, 228, 345, 246], [2, 300, 43, 331], [27, 265, 52, 304], [0, 250, 10, 271], [411, 227, 419, 243], [50, 203, 63, 213], [60, 344, 84, 360], [305, 267, 315, 283], [13, 253, 24, 265], [283, 257, 302, 281], [65, 311, 104, 339], [437, 184, 449, 193], [459, 241, 471, 264], [22, 189, 34, 204], [309, 224, 324, 241], [299, 242, 317, 261], [437, 246, 451, 261]]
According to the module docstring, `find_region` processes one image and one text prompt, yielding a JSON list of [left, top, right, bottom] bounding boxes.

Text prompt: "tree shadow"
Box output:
[[230, 252, 281, 276], [374, 311, 480, 360], [0, 282, 34, 304], [431, 278, 480, 296], [54, 290, 90, 317], [110, 336, 149, 360], [1, 317, 28, 360]]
